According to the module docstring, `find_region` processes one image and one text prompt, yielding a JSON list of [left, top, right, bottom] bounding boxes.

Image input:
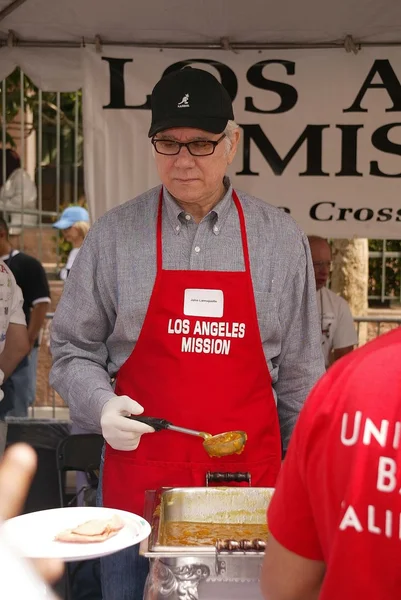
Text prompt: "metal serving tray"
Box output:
[[140, 486, 274, 598], [142, 486, 274, 556]]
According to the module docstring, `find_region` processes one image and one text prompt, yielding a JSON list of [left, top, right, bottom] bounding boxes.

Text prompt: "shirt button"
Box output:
[[175, 225, 180, 232], [213, 225, 219, 234], [194, 246, 201, 253], [185, 214, 191, 221]]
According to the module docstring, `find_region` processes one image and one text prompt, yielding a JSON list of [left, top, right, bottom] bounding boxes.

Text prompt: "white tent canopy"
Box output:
[[1, 0, 401, 90], [0, 0, 401, 49], [1, 1, 401, 91], [1, 1, 401, 236]]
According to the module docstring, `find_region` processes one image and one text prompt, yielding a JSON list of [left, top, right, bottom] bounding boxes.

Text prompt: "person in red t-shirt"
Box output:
[[261, 327, 401, 600]]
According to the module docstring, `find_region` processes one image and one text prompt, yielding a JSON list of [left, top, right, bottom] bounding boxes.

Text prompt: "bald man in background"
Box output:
[[308, 236, 357, 368]]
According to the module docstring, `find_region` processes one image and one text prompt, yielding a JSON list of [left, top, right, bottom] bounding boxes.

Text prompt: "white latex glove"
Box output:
[[100, 395, 154, 451]]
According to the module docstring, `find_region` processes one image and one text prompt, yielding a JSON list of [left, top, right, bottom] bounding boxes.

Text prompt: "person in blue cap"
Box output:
[[54, 204, 101, 599], [53, 206, 90, 280]]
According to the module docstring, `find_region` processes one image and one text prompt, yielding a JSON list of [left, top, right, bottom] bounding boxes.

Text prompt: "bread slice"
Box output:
[[55, 514, 124, 544]]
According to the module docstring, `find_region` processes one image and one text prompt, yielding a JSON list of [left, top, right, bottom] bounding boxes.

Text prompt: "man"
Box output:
[[308, 236, 357, 368], [50, 67, 324, 600], [0, 148, 37, 234], [0, 259, 29, 453], [261, 326, 401, 599], [0, 217, 51, 416]]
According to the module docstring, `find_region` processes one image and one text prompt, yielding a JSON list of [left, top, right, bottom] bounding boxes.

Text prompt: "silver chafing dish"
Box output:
[[140, 472, 274, 600]]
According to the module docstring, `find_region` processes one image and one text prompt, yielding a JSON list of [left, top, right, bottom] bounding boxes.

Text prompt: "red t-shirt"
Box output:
[[268, 327, 401, 599]]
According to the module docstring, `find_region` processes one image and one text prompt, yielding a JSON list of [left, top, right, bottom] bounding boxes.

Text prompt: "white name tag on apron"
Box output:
[[184, 289, 224, 318]]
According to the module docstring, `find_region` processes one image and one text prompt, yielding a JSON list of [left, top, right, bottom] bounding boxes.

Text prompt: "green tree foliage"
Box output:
[[0, 68, 82, 164], [1, 68, 84, 267], [368, 240, 401, 301]]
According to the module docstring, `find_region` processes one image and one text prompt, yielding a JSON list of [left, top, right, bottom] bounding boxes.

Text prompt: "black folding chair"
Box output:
[[56, 434, 104, 600], [57, 433, 104, 508]]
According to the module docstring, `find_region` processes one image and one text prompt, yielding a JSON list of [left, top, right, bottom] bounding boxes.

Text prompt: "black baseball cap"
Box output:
[[148, 67, 234, 137]]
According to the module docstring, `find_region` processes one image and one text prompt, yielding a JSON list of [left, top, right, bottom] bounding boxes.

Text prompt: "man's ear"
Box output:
[[227, 129, 240, 165]]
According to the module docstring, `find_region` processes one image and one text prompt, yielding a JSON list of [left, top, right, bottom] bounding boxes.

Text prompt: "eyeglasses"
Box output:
[[313, 261, 333, 271], [151, 134, 226, 156]]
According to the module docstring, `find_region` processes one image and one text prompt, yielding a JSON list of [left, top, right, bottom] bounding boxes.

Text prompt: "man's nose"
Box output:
[[316, 263, 330, 273], [174, 145, 195, 164]]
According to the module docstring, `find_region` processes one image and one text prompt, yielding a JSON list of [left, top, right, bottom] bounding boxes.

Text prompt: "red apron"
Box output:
[[103, 189, 281, 515]]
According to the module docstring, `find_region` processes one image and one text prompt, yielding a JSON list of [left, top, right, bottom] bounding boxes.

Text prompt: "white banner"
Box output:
[[82, 46, 401, 238], [0, 47, 83, 91]]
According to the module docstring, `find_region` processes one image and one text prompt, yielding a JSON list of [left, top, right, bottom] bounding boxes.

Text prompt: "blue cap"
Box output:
[[53, 206, 90, 229]]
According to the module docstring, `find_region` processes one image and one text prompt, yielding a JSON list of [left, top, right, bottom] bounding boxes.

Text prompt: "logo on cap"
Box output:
[[177, 94, 190, 108]]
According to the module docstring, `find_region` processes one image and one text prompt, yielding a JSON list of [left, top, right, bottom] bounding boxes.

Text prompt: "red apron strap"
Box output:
[[232, 190, 252, 275], [156, 189, 163, 272]]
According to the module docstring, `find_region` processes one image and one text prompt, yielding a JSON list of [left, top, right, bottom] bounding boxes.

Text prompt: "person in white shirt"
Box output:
[[0, 260, 30, 453], [308, 236, 358, 368], [0, 149, 37, 235], [0, 217, 51, 417], [52, 206, 90, 280], [53, 206, 93, 505]]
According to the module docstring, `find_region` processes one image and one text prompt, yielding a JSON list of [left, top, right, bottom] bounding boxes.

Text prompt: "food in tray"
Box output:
[[160, 521, 269, 546], [55, 514, 124, 543]]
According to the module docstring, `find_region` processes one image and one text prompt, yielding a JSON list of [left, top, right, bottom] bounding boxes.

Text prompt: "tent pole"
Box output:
[[0, 0, 28, 23], [1, 38, 401, 49]]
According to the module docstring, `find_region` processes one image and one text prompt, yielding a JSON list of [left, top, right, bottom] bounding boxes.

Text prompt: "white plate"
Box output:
[[0, 506, 151, 562]]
